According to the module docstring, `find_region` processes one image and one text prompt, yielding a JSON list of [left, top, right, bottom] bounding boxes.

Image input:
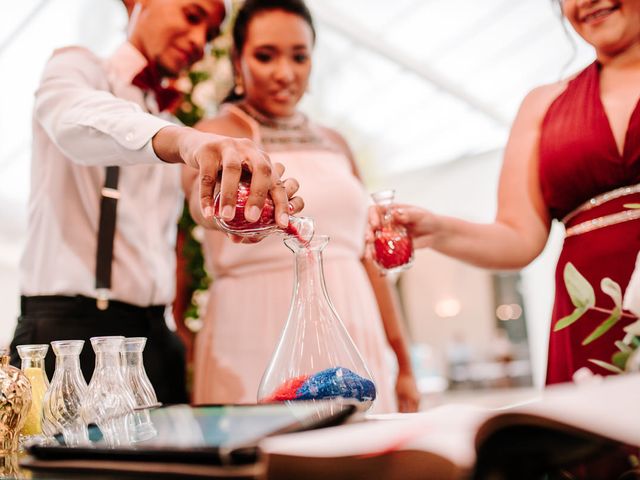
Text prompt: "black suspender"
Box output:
[[95, 166, 120, 310]]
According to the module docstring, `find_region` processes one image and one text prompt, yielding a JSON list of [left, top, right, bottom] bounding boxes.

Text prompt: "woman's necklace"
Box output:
[[237, 101, 330, 150], [238, 102, 307, 131]]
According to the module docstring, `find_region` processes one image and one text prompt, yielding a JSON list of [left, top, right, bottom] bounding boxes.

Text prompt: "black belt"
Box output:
[[20, 295, 165, 318]]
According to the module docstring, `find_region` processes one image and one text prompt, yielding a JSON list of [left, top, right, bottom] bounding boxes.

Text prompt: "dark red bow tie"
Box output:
[[132, 63, 183, 113]]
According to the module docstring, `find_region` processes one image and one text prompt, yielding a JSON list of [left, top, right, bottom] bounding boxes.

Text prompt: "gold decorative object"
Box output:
[[0, 453, 21, 478], [0, 351, 32, 454]]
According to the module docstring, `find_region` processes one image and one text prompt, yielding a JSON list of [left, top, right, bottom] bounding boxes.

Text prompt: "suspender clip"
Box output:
[[96, 288, 110, 311]]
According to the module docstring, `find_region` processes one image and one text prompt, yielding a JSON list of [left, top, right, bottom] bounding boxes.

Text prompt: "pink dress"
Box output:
[[193, 104, 397, 412]]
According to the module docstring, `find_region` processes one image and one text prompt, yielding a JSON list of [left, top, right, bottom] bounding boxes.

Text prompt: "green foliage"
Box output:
[[557, 262, 639, 374], [554, 263, 594, 331], [582, 308, 621, 345]]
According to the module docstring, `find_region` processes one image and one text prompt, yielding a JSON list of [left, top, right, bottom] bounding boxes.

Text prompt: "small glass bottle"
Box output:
[[42, 340, 89, 447], [371, 189, 414, 273], [83, 336, 136, 447], [17, 344, 49, 441], [258, 235, 377, 411], [121, 338, 159, 443], [214, 179, 314, 242], [122, 338, 159, 409]]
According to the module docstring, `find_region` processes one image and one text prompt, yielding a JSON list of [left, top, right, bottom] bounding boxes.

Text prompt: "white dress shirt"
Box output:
[[20, 43, 183, 307]]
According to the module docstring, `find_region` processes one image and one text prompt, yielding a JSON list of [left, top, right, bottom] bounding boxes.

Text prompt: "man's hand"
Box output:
[[153, 126, 303, 227]]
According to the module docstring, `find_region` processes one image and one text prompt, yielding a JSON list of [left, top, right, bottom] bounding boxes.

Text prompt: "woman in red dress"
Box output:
[[369, 0, 640, 384]]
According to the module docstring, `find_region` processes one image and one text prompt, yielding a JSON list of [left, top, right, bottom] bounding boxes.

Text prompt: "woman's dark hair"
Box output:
[[233, 0, 316, 56], [225, 0, 316, 102]]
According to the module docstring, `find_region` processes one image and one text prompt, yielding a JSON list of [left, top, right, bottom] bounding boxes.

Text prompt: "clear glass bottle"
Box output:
[[42, 340, 89, 447], [122, 338, 158, 409], [17, 344, 49, 441], [371, 189, 414, 274], [121, 338, 159, 443], [82, 336, 135, 447], [258, 235, 377, 411], [214, 179, 314, 241]]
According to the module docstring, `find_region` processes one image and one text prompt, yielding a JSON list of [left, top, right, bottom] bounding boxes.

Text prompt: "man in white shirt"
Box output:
[[10, 0, 302, 403]]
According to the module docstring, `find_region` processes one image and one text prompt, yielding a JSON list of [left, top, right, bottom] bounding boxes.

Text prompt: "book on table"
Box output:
[[259, 373, 640, 480]]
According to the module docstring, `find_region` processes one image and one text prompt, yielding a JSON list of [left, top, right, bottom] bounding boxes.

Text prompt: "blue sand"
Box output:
[[294, 367, 377, 401]]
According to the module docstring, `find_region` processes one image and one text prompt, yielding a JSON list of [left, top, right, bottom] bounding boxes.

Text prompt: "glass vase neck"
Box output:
[[371, 189, 395, 206], [50, 340, 84, 372], [123, 338, 146, 367], [91, 336, 125, 369], [284, 234, 328, 255], [285, 235, 329, 297], [17, 344, 48, 370]]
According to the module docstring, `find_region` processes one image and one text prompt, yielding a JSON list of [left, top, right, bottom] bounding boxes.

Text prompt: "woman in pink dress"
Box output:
[[369, 0, 640, 385], [184, 0, 419, 412]]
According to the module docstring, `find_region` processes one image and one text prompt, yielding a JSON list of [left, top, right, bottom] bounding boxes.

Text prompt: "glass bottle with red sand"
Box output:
[[257, 235, 376, 411], [213, 173, 314, 242], [371, 189, 414, 274]]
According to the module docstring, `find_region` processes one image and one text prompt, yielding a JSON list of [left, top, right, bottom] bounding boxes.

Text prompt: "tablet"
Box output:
[[28, 401, 356, 466]]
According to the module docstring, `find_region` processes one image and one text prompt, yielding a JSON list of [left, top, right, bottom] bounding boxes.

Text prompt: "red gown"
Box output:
[[539, 61, 640, 384]]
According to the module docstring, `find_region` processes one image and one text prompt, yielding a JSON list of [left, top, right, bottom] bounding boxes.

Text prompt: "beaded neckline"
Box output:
[[236, 102, 308, 131], [230, 101, 337, 152]]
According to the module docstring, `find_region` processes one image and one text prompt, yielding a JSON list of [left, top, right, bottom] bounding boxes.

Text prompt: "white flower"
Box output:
[[622, 250, 640, 316], [192, 54, 217, 73], [191, 225, 205, 244], [212, 34, 232, 52], [624, 319, 640, 337], [185, 317, 203, 333], [572, 367, 603, 385], [191, 79, 217, 110], [174, 75, 193, 93]]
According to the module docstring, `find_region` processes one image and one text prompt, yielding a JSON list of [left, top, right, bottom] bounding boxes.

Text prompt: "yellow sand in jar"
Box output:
[[21, 367, 47, 435]]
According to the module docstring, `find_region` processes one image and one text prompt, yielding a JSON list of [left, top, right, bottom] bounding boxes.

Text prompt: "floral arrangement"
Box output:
[[555, 259, 640, 374]]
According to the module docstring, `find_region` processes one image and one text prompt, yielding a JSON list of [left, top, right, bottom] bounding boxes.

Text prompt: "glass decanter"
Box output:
[[16, 344, 49, 443], [371, 189, 414, 274], [121, 337, 158, 443], [121, 338, 158, 409], [82, 336, 135, 447], [214, 177, 314, 241], [42, 340, 89, 447], [258, 235, 376, 411]]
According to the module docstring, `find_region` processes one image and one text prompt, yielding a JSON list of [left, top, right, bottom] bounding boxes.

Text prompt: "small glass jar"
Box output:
[[214, 179, 314, 242], [371, 189, 414, 274], [17, 344, 49, 442]]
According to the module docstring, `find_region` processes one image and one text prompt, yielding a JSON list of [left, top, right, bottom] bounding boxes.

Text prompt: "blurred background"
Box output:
[[0, 0, 595, 401]]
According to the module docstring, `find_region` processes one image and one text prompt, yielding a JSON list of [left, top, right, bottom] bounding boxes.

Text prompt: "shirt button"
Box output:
[[125, 132, 134, 142]]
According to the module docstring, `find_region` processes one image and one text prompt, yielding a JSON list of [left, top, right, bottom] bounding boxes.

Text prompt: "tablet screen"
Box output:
[[118, 401, 353, 450], [31, 401, 356, 465]]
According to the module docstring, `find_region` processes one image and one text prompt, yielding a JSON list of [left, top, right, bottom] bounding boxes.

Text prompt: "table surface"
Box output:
[[5, 386, 543, 480]]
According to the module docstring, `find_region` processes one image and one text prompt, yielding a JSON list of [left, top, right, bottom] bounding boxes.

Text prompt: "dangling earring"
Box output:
[[233, 78, 244, 96]]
